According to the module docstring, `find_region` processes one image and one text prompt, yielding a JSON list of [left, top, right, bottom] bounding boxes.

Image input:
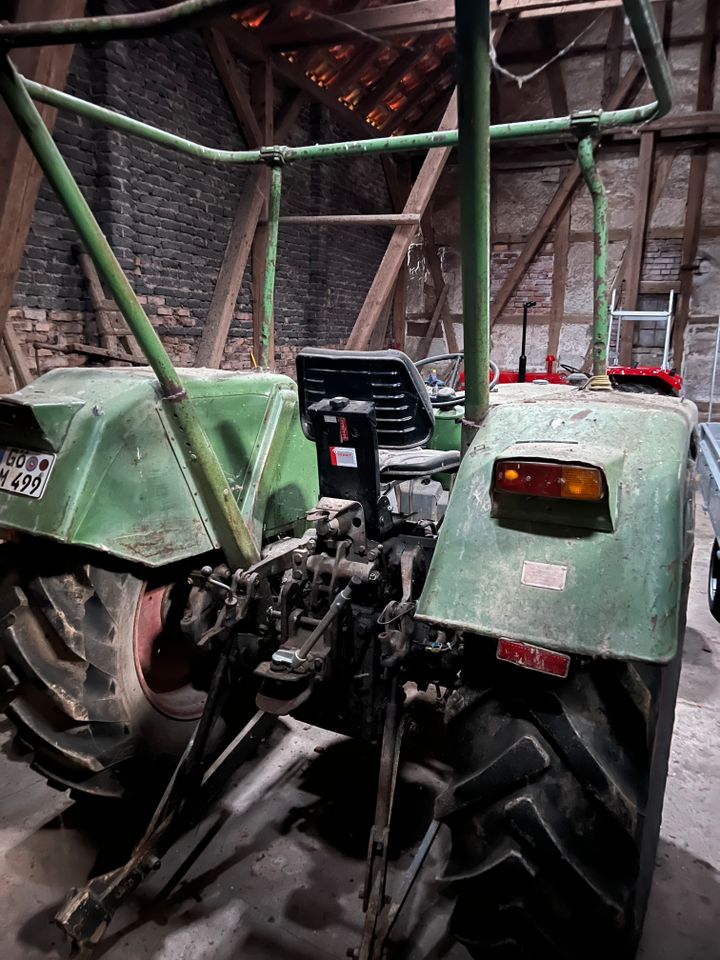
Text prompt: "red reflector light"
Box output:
[[496, 638, 570, 678], [494, 460, 603, 501]]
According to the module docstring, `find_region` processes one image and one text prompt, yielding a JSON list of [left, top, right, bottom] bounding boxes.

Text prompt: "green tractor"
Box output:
[[0, 2, 695, 959]]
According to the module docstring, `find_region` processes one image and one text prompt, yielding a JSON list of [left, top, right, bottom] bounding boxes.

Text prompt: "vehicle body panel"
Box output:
[[417, 383, 696, 663], [0, 367, 318, 566]]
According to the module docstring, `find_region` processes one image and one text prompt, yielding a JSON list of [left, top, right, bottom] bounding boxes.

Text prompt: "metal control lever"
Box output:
[[271, 576, 360, 668]]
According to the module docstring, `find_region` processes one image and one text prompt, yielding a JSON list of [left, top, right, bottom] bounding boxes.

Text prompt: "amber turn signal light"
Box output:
[[495, 460, 604, 501]]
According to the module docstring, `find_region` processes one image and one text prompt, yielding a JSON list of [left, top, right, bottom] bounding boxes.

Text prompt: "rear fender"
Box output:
[[416, 390, 696, 663]]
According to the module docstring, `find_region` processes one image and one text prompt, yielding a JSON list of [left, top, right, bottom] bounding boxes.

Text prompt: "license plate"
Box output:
[[0, 447, 56, 500]]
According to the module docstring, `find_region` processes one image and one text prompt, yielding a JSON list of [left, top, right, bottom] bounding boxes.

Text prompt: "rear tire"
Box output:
[[437, 652, 681, 959], [0, 546, 202, 799], [438, 468, 693, 959], [708, 539, 720, 623], [612, 381, 665, 395]]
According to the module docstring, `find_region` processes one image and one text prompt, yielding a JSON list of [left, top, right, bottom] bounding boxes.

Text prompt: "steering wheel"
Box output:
[[560, 362, 581, 374], [426, 360, 500, 409]]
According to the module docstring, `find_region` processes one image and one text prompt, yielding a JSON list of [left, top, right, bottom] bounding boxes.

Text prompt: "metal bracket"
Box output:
[[260, 145, 289, 166], [569, 110, 603, 139]]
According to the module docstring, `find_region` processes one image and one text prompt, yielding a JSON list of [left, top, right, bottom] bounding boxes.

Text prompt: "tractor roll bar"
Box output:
[[0, 0, 673, 563]]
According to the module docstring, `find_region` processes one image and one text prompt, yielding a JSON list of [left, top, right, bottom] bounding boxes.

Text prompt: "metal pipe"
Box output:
[[22, 77, 667, 171], [0, 57, 258, 570], [259, 164, 282, 369], [0, 0, 255, 46], [577, 136, 610, 378], [456, 0, 491, 452]]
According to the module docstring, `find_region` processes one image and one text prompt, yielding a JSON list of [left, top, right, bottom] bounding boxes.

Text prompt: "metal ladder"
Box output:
[[607, 289, 676, 369]]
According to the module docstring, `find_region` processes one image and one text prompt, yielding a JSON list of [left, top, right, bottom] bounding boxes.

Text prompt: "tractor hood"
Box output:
[[0, 367, 318, 567]]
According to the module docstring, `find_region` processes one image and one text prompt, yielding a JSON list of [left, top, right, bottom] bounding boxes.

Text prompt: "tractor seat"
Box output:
[[378, 447, 460, 480]]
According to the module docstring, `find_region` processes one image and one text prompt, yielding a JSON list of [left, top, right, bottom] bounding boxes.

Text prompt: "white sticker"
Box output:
[[521, 560, 567, 591], [324, 415, 337, 423], [330, 446, 358, 468]]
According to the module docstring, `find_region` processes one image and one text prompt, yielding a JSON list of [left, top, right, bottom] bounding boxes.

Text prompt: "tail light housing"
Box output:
[[494, 460, 604, 502]]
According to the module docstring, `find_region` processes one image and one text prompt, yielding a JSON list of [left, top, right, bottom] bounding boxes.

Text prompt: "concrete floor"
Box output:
[[0, 503, 718, 960]]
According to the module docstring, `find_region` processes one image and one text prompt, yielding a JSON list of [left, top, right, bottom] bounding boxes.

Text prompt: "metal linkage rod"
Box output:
[[0, 0, 255, 47]]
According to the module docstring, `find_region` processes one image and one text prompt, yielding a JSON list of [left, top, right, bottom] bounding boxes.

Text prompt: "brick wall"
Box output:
[[12, 0, 391, 376], [490, 243, 553, 318]]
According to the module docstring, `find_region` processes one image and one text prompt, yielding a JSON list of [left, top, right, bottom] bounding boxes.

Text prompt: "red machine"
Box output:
[[419, 294, 682, 397]]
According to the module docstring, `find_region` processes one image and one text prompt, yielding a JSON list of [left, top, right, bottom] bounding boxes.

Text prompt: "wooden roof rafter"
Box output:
[[255, 0, 641, 49]]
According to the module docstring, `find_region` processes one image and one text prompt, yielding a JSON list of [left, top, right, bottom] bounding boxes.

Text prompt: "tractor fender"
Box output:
[[0, 367, 318, 567], [416, 387, 697, 663]]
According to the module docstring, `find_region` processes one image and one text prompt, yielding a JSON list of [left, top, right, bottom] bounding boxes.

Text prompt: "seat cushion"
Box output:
[[378, 447, 461, 480]]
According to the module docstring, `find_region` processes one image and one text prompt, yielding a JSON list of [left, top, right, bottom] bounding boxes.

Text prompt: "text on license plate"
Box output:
[[0, 447, 55, 499]]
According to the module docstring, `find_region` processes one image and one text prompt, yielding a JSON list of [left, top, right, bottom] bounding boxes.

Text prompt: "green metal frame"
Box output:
[[0, 0, 673, 569], [577, 133, 610, 379]]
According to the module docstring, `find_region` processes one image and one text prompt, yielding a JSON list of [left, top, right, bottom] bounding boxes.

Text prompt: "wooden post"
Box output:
[[251, 60, 274, 369], [346, 90, 458, 349], [421, 212, 458, 354], [391, 268, 408, 351], [0, 0, 87, 386], [673, 0, 719, 365], [195, 168, 267, 368], [547, 208, 571, 357]]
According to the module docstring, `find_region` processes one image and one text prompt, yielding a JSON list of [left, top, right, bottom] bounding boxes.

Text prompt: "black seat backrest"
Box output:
[[296, 348, 434, 449]]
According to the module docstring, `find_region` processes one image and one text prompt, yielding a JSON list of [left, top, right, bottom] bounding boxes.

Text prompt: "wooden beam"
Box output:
[[251, 58, 274, 369], [601, 9, 624, 109], [206, 28, 264, 147], [0, 0, 87, 385], [673, 0, 719, 364], [4, 325, 32, 387], [538, 19, 569, 117], [391, 266, 408, 351], [417, 284, 449, 356], [275, 214, 420, 226], [274, 87, 305, 141], [547, 208, 570, 357], [490, 56, 647, 324], [195, 167, 267, 367], [421, 211, 459, 353], [346, 90, 458, 349], [262, 0, 632, 48]]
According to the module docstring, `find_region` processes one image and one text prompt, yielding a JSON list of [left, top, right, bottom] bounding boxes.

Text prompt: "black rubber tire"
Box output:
[[0, 547, 199, 800], [708, 539, 720, 623], [438, 470, 694, 960], [612, 381, 664, 395]]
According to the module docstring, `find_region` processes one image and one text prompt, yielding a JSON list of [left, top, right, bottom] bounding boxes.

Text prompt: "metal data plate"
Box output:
[[0, 446, 55, 499]]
